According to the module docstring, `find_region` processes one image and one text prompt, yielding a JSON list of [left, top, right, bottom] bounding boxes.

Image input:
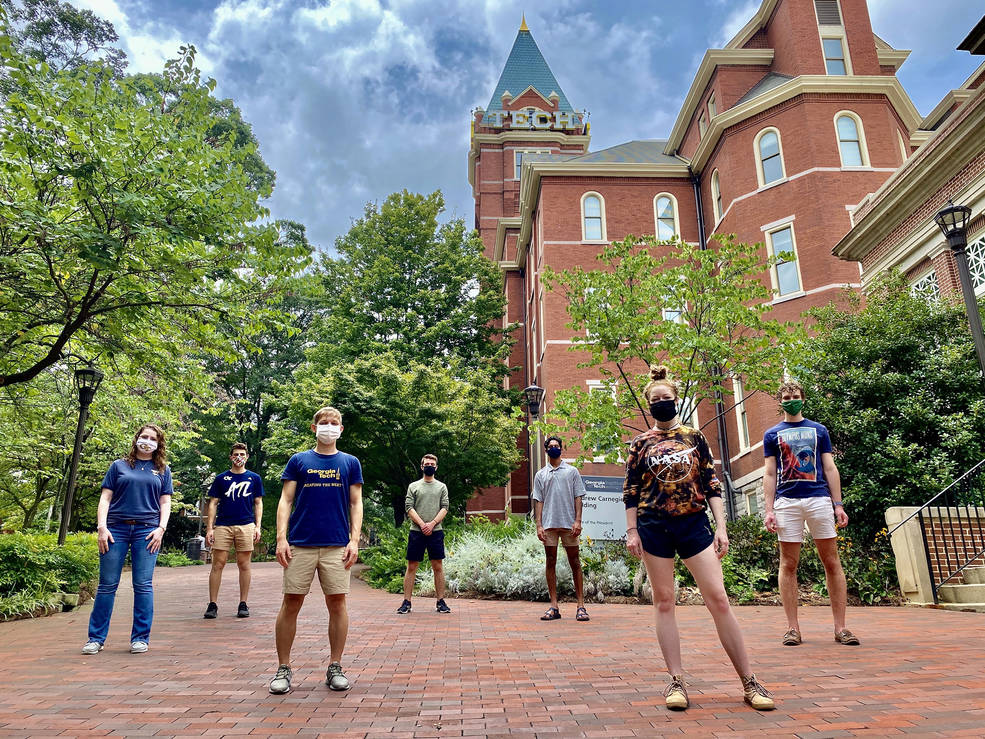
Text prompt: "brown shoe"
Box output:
[[664, 675, 688, 710], [834, 629, 860, 645], [742, 674, 775, 711], [781, 628, 802, 646]]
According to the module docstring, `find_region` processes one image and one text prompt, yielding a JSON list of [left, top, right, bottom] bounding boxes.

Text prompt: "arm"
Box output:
[[572, 496, 583, 537], [146, 495, 171, 554], [763, 456, 778, 532], [433, 483, 450, 527], [253, 496, 263, 543], [534, 499, 546, 542], [625, 505, 641, 558], [822, 452, 848, 528], [205, 497, 218, 547], [407, 507, 428, 530], [342, 483, 363, 568], [275, 480, 296, 568], [406, 484, 430, 533], [708, 495, 728, 559], [96, 488, 114, 554]]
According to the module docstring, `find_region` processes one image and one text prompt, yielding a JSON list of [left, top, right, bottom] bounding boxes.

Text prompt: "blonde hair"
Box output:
[[644, 364, 678, 401], [312, 406, 342, 424], [776, 380, 805, 401], [422, 454, 438, 464]]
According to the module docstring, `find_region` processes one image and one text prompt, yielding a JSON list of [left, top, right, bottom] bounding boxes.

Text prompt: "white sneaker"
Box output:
[[81, 641, 103, 655], [130, 641, 148, 654]]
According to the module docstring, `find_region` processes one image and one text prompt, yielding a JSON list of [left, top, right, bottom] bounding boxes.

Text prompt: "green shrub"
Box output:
[[0, 532, 99, 598], [0, 591, 63, 621], [361, 520, 410, 593], [156, 550, 203, 567]]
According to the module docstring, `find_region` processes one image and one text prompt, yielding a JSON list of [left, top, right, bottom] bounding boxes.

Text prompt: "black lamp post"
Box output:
[[522, 384, 545, 420], [58, 364, 104, 545], [934, 202, 985, 377]]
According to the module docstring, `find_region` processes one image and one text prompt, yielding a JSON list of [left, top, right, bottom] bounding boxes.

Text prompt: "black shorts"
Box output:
[[637, 512, 714, 560], [407, 529, 445, 562]]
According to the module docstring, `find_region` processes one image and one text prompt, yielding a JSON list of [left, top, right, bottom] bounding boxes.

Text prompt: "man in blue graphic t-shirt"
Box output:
[[268, 406, 363, 696], [763, 380, 859, 648], [204, 442, 264, 619]]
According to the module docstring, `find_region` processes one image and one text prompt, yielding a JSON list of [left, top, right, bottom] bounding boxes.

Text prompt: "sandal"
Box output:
[[575, 606, 590, 621], [781, 628, 802, 646], [834, 629, 860, 645], [540, 607, 561, 621]]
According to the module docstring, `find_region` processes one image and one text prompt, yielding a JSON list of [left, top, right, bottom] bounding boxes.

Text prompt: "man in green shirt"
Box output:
[[397, 454, 451, 614]]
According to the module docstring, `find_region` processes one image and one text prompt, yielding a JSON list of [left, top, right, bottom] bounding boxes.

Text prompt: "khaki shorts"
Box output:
[[774, 496, 837, 543], [543, 528, 580, 547], [283, 546, 351, 595], [212, 523, 256, 552]]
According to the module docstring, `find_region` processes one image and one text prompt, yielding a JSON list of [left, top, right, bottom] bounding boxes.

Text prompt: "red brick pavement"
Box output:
[[1, 562, 984, 738]]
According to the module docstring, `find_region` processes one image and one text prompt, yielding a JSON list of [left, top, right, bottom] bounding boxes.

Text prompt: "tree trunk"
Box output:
[[391, 492, 405, 527]]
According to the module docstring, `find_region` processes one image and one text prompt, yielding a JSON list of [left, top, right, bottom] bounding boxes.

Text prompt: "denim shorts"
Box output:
[[637, 512, 714, 559]]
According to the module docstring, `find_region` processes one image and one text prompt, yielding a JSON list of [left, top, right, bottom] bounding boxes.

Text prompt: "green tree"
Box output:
[[265, 353, 523, 525], [540, 234, 802, 463], [795, 275, 985, 545]]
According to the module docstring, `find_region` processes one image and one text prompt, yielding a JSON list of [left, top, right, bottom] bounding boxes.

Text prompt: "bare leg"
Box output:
[[544, 546, 559, 608], [275, 593, 305, 665], [236, 550, 252, 602], [208, 550, 228, 603], [815, 537, 847, 633], [563, 545, 584, 608], [431, 560, 445, 600], [325, 594, 348, 664], [683, 545, 752, 678], [778, 541, 802, 631], [642, 552, 682, 675], [402, 561, 419, 602]]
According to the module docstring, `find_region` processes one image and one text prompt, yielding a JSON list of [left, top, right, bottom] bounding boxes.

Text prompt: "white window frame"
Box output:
[[512, 148, 551, 181], [834, 111, 869, 168], [765, 222, 804, 298], [732, 376, 751, 450], [698, 111, 708, 137], [897, 130, 908, 161], [707, 93, 717, 120], [967, 234, 985, 296], [754, 127, 786, 188], [745, 490, 759, 515], [911, 270, 940, 301], [821, 34, 851, 75], [653, 192, 680, 241], [711, 169, 723, 223], [581, 191, 607, 243]]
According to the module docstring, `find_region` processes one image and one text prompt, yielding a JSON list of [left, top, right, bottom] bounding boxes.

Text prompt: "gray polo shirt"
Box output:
[[532, 460, 586, 530]]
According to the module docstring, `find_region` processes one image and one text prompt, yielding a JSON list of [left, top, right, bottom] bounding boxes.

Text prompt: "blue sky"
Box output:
[[72, 0, 984, 252]]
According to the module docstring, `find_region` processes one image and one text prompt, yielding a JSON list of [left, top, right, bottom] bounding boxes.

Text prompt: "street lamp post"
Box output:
[[934, 203, 985, 376], [58, 364, 104, 545], [522, 384, 545, 420], [522, 384, 545, 514]]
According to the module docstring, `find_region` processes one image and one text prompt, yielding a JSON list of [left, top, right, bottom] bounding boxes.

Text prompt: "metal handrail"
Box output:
[[886, 458, 985, 536]]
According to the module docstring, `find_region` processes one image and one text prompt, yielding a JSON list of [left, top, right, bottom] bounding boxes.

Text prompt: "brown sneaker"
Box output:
[[781, 628, 802, 646], [663, 675, 688, 710], [834, 629, 860, 645], [742, 674, 775, 711]]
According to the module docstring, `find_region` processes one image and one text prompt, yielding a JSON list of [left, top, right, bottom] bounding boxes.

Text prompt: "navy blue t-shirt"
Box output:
[[281, 450, 363, 547], [208, 470, 264, 526], [102, 458, 174, 526], [763, 419, 833, 498]]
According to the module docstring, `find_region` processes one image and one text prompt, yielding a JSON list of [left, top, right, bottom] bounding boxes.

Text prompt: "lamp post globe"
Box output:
[[522, 384, 545, 419]]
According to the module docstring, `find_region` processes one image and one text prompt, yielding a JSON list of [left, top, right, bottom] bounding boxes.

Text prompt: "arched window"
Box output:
[[711, 170, 723, 223], [835, 112, 867, 167], [654, 193, 679, 240], [581, 192, 605, 242], [755, 128, 785, 186]]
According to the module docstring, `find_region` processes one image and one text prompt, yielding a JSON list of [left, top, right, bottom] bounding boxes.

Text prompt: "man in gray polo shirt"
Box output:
[[533, 436, 589, 622]]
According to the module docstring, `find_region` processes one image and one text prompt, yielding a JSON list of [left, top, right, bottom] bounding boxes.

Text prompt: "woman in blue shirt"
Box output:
[[82, 424, 173, 655]]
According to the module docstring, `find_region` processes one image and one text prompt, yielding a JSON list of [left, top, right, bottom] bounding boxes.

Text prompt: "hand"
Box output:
[[626, 529, 642, 558], [835, 506, 849, 528], [536, 525, 546, 543], [713, 529, 729, 560], [342, 541, 358, 569], [276, 539, 292, 568], [421, 521, 434, 536], [571, 520, 582, 537], [205, 529, 215, 547], [764, 511, 777, 533], [97, 526, 114, 555], [253, 526, 262, 544], [145, 526, 165, 554]]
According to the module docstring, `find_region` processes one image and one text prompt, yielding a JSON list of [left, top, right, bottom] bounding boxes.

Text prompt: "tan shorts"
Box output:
[[283, 546, 351, 595], [775, 496, 837, 543], [543, 528, 580, 547], [212, 523, 256, 552]]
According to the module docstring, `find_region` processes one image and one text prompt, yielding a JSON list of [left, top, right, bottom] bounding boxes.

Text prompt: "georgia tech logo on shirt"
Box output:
[[307, 468, 341, 480], [646, 442, 697, 484], [223, 475, 232, 481]]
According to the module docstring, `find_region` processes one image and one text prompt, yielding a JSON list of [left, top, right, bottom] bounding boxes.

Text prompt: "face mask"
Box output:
[[546, 447, 562, 459], [649, 399, 678, 423], [316, 423, 342, 443], [422, 465, 437, 477], [136, 439, 157, 453], [780, 399, 804, 416]]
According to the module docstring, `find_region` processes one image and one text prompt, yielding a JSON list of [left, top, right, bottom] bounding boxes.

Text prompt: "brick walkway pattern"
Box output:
[[2, 562, 985, 737]]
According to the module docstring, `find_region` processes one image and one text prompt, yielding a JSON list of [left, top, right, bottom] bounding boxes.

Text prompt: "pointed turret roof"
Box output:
[[483, 21, 575, 123]]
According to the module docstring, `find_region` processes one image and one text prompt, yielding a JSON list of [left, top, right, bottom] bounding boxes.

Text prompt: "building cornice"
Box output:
[[724, 0, 778, 50], [493, 217, 522, 262], [687, 75, 922, 175], [467, 131, 591, 189], [920, 89, 974, 131], [664, 48, 776, 153], [876, 49, 910, 71]]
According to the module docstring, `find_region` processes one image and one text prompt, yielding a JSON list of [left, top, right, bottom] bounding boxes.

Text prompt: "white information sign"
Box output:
[[579, 475, 626, 541]]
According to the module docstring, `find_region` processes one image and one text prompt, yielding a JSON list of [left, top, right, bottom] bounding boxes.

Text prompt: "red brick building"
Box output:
[[467, 0, 942, 519]]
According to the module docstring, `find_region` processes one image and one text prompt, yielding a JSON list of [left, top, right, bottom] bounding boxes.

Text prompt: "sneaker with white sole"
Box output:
[[129, 641, 148, 654], [81, 641, 103, 655], [664, 675, 688, 710], [326, 662, 350, 691], [269, 664, 292, 694], [742, 674, 775, 710]]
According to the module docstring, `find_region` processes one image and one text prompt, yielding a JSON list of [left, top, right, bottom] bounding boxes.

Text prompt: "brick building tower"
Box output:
[[468, 0, 926, 523]]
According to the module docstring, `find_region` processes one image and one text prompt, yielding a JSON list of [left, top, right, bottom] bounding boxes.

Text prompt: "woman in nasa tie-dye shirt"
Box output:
[[623, 365, 774, 712]]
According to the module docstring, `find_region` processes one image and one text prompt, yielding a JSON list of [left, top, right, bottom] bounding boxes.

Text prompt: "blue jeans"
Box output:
[[87, 522, 159, 644]]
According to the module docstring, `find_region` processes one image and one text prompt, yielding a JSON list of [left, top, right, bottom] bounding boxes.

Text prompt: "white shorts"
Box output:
[[774, 496, 837, 543]]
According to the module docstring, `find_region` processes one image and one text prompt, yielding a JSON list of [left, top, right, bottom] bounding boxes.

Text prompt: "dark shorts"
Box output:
[[637, 512, 714, 560], [407, 529, 445, 562]]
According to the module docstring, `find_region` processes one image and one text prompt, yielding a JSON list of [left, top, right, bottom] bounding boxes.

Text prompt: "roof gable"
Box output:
[[484, 27, 574, 124]]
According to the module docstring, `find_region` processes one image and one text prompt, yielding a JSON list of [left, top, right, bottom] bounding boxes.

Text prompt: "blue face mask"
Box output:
[[546, 447, 562, 459]]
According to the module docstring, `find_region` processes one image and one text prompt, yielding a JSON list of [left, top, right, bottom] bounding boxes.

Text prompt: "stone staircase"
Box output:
[[937, 564, 985, 612]]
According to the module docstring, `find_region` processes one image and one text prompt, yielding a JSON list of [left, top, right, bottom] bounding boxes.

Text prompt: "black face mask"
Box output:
[[422, 465, 436, 477], [546, 447, 562, 459], [649, 399, 678, 423]]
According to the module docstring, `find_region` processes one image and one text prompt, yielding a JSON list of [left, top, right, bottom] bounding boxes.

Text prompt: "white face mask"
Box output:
[[136, 439, 158, 453], [316, 423, 342, 443]]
